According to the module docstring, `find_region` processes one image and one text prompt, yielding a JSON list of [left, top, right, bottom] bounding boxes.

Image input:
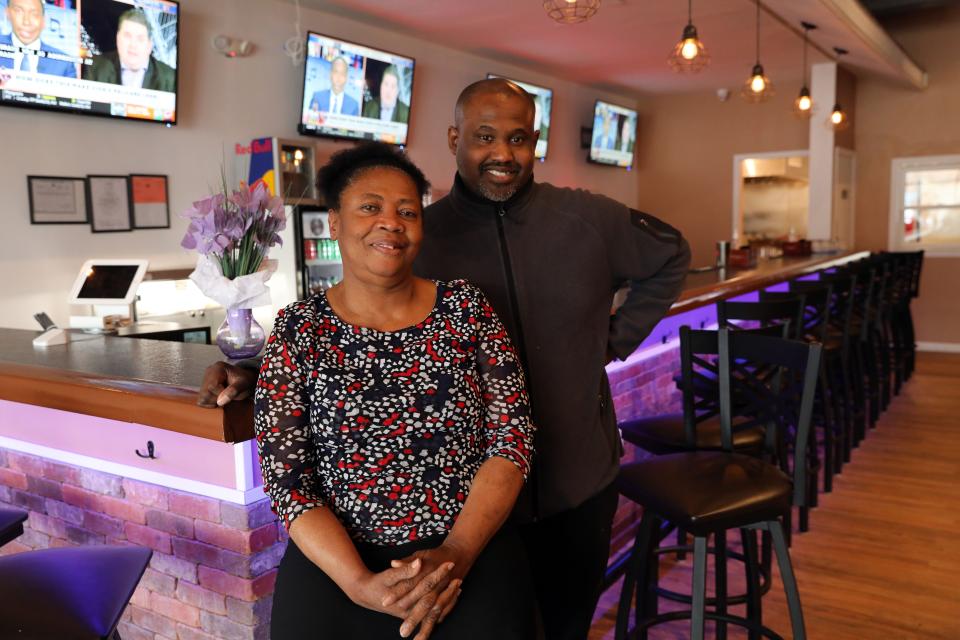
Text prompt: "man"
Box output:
[[618, 116, 635, 154], [200, 79, 690, 639], [593, 108, 616, 150], [415, 79, 689, 639], [0, 0, 76, 78], [361, 64, 409, 123], [309, 56, 359, 117], [83, 8, 175, 92]]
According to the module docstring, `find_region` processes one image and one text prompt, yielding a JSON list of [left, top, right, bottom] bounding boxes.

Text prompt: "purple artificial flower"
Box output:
[[182, 180, 286, 277], [230, 182, 273, 216], [181, 193, 225, 220]]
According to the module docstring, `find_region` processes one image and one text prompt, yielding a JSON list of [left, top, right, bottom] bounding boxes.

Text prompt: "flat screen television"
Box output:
[[0, 0, 179, 124], [298, 31, 415, 145], [588, 100, 637, 168], [486, 73, 552, 160]]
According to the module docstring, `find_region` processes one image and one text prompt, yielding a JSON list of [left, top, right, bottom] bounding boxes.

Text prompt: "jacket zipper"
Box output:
[[495, 205, 540, 521]]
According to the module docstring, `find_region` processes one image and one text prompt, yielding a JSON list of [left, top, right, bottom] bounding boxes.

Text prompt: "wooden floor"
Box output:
[[590, 351, 960, 639]]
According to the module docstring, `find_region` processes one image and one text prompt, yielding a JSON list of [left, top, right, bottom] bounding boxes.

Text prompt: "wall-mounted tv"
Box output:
[[298, 31, 415, 146], [589, 100, 637, 168], [486, 73, 552, 160], [0, 0, 179, 124]]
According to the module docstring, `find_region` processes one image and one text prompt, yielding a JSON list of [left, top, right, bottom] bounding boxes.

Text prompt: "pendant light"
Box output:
[[543, 0, 601, 25], [793, 22, 816, 118], [742, 0, 774, 102], [828, 47, 850, 130], [668, 0, 709, 73]]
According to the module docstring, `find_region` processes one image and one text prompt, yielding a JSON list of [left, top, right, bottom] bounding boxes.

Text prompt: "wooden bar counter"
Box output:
[[0, 330, 251, 443], [669, 250, 868, 316]]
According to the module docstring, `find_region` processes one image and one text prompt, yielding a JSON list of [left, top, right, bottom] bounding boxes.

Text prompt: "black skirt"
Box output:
[[271, 527, 537, 639]]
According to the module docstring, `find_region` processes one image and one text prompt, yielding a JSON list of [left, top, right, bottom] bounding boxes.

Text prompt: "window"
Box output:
[[890, 155, 960, 255]]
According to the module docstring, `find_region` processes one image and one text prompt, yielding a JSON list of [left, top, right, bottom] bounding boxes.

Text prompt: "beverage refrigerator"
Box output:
[[292, 206, 343, 299]]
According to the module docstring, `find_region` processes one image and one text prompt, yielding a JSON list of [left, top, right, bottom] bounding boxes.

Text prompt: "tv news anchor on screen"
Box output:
[[362, 63, 410, 124], [309, 56, 360, 116], [83, 7, 175, 92], [0, 0, 77, 78], [592, 107, 617, 151]]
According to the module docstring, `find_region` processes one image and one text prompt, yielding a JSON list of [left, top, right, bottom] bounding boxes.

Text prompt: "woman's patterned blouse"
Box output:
[[254, 280, 534, 545]]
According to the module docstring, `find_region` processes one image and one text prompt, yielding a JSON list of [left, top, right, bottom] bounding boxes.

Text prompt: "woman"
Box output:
[[255, 143, 536, 639]]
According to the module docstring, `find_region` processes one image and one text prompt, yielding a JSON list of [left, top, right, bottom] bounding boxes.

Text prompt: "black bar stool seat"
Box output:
[[618, 451, 791, 537], [0, 545, 152, 639], [621, 414, 765, 455], [0, 507, 28, 547]]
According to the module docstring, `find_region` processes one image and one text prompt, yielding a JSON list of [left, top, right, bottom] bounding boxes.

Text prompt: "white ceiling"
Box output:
[[301, 0, 926, 96]]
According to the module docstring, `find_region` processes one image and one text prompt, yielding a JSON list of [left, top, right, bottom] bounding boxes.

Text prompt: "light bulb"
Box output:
[[294, 149, 304, 161], [798, 95, 812, 111], [680, 38, 699, 60], [831, 109, 843, 124], [750, 74, 766, 93]]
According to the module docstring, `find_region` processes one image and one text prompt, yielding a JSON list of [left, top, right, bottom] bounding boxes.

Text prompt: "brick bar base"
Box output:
[[0, 448, 284, 640], [607, 347, 683, 553]]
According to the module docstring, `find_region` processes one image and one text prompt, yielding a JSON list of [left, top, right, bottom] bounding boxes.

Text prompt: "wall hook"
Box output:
[[135, 441, 157, 459]]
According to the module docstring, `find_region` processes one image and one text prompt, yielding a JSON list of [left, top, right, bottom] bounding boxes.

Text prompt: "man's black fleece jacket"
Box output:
[[414, 174, 691, 521]]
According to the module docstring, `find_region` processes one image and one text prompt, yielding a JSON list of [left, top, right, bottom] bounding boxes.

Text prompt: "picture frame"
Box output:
[[87, 175, 133, 233], [27, 176, 88, 224], [130, 174, 170, 229], [302, 210, 331, 239]]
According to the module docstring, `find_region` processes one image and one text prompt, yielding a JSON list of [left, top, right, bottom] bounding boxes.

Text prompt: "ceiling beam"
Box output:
[[815, 0, 927, 88]]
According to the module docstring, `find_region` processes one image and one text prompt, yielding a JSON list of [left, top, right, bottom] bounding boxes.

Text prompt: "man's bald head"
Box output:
[[454, 78, 536, 128]]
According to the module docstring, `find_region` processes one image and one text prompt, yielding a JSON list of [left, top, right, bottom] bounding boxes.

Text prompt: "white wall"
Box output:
[[0, 0, 640, 330]]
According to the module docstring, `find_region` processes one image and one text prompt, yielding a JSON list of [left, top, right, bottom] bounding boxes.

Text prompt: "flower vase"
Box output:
[[216, 308, 265, 359]]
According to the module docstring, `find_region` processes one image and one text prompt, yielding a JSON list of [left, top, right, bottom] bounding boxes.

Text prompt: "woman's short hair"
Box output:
[[317, 142, 429, 211]]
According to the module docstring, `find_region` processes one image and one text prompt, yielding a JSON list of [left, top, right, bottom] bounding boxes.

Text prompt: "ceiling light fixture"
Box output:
[[668, 0, 709, 73], [829, 47, 850, 130], [543, 0, 601, 25], [794, 21, 816, 117], [742, 0, 774, 103]]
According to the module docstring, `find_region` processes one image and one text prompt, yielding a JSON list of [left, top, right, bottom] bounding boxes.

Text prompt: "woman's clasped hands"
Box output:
[[347, 542, 472, 639]]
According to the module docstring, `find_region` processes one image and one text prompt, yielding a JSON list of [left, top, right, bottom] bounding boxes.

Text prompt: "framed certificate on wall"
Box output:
[[27, 176, 88, 224], [130, 174, 170, 229], [87, 175, 133, 233]]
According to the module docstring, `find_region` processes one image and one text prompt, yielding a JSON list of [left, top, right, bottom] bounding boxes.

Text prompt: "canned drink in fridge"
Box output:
[[303, 239, 318, 261]]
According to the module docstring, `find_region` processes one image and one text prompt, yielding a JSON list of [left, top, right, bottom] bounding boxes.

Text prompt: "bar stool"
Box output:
[[614, 325, 788, 614], [902, 250, 925, 379], [720, 295, 823, 532], [621, 298, 800, 456], [886, 251, 923, 392], [809, 271, 859, 465], [615, 328, 822, 640], [762, 281, 841, 503], [838, 258, 880, 435], [0, 507, 28, 547], [0, 545, 152, 639], [869, 256, 894, 413]]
